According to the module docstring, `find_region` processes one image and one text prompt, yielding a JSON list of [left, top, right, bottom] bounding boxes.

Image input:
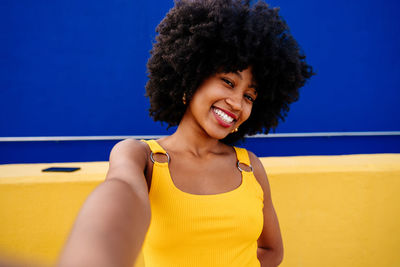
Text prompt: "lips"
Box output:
[[212, 107, 237, 128]]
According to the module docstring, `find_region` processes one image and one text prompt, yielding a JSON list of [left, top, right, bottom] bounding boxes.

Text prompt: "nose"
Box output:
[[225, 92, 242, 111]]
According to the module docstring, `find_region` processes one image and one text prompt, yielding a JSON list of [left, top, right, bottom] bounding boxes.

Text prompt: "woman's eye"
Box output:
[[244, 94, 255, 102], [222, 78, 234, 88]]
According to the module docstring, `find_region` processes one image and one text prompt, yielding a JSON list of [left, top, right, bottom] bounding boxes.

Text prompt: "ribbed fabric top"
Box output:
[[141, 140, 264, 267]]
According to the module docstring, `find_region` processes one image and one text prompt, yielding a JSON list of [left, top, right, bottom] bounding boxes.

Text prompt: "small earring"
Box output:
[[231, 127, 238, 133], [182, 93, 187, 105]]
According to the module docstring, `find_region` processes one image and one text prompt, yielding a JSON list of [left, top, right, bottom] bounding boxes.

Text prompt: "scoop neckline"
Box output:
[[164, 164, 246, 198], [150, 140, 247, 198]]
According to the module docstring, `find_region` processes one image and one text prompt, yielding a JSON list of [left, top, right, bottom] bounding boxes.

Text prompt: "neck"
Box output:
[[161, 115, 224, 157]]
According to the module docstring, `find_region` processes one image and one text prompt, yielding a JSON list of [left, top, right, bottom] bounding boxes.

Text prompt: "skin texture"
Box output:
[[181, 68, 256, 142], [58, 133, 152, 267], [58, 68, 283, 267]]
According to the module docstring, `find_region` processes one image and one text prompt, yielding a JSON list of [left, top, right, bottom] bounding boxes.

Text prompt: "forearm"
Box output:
[[257, 247, 283, 267], [58, 179, 151, 267]]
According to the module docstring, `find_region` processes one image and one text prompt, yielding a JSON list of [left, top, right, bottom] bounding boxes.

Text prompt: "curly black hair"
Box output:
[[145, 0, 314, 144]]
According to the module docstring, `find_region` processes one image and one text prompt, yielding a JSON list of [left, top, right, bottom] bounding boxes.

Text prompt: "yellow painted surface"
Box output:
[[0, 162, 107, 266], [261, 154, 400, 267], [0, 154, 399, 266]]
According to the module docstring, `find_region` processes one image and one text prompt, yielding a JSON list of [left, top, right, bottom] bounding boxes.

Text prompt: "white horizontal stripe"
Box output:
[[0, 136, 165, 142], [0, 131, 399, 142], [251, 131, 400, 138]]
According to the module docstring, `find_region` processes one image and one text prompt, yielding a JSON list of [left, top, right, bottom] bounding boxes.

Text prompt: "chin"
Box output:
[[206, 129, 231, 141], [202, 121, 234, 140]]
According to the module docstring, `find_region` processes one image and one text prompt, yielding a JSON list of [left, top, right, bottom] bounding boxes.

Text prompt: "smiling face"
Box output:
[[182, 67, 257, 140]]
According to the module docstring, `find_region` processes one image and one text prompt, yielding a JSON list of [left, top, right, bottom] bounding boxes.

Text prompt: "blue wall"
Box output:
[[1, 0, 399, 163]]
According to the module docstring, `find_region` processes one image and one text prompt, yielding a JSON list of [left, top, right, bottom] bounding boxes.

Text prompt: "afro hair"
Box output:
[[145, 0, 314, 144]]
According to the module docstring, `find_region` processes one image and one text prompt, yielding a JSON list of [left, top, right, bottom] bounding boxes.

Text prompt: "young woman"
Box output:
[[58, 1, 313, 266]]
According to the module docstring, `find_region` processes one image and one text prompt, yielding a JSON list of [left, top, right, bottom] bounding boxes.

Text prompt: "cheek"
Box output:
[[245, 105, 253, 120], [241, 104, 253, 122]]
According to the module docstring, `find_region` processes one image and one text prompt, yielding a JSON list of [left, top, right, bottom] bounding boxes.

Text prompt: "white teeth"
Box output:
[[213, 108, 234, 123]]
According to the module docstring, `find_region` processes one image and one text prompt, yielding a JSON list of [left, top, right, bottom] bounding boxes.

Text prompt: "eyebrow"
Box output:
[[249, 88, 258, 97], [248, 84, 257, 91]]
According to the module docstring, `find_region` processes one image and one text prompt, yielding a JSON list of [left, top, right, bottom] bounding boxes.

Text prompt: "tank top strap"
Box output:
[[233, 146, 251, 167], [141, 139, 167, 154]]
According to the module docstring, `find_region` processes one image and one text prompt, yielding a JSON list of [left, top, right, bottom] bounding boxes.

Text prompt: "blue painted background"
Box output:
[[1, 0, 399, 163]]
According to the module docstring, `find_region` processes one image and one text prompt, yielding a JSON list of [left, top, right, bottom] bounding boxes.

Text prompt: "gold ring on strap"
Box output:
[[150, 151, 171, 164], [237, 161, 253, 172]]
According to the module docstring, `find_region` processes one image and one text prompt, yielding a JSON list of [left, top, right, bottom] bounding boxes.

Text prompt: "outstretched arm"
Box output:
[[58, 139, 151, 267]]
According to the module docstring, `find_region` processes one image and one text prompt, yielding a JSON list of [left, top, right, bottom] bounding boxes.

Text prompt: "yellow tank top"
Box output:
[[141, 140, 264, 267]]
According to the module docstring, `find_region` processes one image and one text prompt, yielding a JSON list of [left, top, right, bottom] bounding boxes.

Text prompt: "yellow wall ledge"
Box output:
[[1, 154, 400, 266]]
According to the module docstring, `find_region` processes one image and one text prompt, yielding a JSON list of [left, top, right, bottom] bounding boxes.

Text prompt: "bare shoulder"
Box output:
[[108, 139, 149, 165], [247, 150, 271, 194], [106, 139, 150, 193]]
